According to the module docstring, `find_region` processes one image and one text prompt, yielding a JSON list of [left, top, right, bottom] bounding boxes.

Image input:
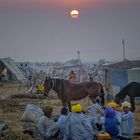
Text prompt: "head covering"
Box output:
[[38, 85, 44, 92], [61, 107, 68, 115], [36, 85, 44, 92], [106, 102, 122, 111], [105, 107, 116, 118], [121, 101, 131, 108], [72, 104, 83, 113], [43, 106, 53, 117], [96, 97, 102, 104], [70, 70, 75, 74]]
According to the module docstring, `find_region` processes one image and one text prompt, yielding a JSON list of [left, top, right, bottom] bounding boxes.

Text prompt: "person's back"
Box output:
[[38, 116, 50, 138], [58, 108, 68, 139], [90, 102, 104, 120], [90, 97, 104, 131], [65, 113, 94, 140], [106, 101, 122, 137], [38, 106, 53, 140], [64, 104, 94, 140], [105, 117, 119, 137], [104, 107, 119, 137]]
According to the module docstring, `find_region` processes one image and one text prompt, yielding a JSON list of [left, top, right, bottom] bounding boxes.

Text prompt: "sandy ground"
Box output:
[[0, 82, 140, 139]]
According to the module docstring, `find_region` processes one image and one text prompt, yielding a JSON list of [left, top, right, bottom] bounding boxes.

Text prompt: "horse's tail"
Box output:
[[100, 83, 104, 94], [99, 83, 105, 106]]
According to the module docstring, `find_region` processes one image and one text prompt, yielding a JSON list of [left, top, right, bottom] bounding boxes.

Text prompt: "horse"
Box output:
[[114, 82, 140, 111], [43, 76, 104, 111]]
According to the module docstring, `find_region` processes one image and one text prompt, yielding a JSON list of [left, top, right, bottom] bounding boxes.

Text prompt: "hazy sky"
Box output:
[[0, 0, 140, 62]]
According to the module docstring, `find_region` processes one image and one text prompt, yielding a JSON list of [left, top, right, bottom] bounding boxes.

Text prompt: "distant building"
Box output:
[[103, 60, 140, 69], [103, 59, 140, 100]]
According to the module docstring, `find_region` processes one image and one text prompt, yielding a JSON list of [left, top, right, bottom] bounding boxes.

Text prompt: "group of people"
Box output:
[[38, 98, 135, 140], [68, 70, 93, 83], [92, 99, 134, 140], [89, 98, 135, 140]]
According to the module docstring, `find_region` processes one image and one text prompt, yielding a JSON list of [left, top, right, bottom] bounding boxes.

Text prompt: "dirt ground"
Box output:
[[0, 82, 140, 140]]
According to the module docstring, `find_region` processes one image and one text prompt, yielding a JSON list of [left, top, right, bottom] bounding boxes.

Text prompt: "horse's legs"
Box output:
[[99, 94, 105, 106], [130, 97, 135, 111], [89, 95, 97, 103], [61, 100, 67, 108], [61, 100, 72, 112], [67, 102, 71, 112]]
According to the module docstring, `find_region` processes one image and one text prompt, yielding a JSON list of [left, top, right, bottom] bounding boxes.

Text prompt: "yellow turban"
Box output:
[[38, 85, 44, 92], [121, 101, 131, 108], [106, 102, 122, 111], [72, 104, 83, 113]]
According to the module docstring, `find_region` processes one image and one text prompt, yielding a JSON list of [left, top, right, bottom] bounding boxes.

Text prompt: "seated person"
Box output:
[[58, 107, 69, 139], [64, 104, 96, 140], [106, 102, 122, 137], [104, 107, 119, 138], [38, 106, 59, 140], [90, 97, 104, 131], [120, 101, 135, 140]]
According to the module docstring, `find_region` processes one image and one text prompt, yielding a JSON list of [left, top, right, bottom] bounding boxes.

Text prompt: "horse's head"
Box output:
[[114, 93, 124, 105], [43, 76, 53, 96]]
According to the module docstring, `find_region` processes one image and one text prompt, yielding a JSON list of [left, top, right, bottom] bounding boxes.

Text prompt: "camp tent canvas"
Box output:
[[0, 57, 25, 81], [105, 68, 140, 100]]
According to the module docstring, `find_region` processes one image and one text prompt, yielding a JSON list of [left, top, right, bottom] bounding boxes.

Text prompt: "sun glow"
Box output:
[[71, 10, 79, 19]]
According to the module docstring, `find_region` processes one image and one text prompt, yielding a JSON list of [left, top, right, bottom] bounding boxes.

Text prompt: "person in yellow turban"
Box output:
[[105, 102, 123, 138], [64, 103, 97, 140], [106, 102, 122, 111], [71, 104, 83, 113], [36, 85, 44, 94]]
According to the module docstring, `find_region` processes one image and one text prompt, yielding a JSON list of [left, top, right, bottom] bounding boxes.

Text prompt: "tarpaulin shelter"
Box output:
[[0, 57, 25, 81], [104, 60, 140, 99]]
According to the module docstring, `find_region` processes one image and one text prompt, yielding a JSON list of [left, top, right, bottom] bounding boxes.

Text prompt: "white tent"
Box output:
[[0, 57, 25, 81]]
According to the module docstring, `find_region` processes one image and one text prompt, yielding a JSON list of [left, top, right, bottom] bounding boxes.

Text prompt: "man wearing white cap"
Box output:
[[120, 101, 135, 140]]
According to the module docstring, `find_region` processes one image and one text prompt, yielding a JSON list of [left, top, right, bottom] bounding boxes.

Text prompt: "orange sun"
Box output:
[[70, 10, 79, 19]]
